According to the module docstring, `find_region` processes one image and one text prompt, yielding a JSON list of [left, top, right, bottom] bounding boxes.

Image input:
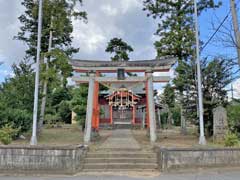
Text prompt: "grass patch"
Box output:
[[12, 124, 84, 146]]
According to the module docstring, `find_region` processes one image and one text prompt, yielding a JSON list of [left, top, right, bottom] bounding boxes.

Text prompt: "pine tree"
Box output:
[[201, 57, 233, 135], [161, 83, 175, 128], [143, 0, 221, 132], [0, 61, 35, 133], [105, 38, 134, 61], [15, 0, 87, 131]]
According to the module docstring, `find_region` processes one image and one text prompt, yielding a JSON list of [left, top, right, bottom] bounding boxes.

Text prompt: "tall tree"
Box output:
[[143, 0, 221, 132], [0, 61, 34, 133], [161, 83, 175, 128], [16, 0, 87, 131], [201, 57, 233, 135], [16, 0, 87, 59], [105, 38, 134, 61]]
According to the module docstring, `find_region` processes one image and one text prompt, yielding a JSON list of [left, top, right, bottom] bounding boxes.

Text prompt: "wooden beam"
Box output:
[[74, 68, 170, 73], [72, 76, 171, 83]]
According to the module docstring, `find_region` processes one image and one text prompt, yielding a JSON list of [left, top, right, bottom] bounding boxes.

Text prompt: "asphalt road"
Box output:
[[0, 170, 240, 180]]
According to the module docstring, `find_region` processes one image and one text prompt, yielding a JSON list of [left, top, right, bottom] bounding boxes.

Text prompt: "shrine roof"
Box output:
[[98, 83, 145, 95], [71, 56, 176, 72]]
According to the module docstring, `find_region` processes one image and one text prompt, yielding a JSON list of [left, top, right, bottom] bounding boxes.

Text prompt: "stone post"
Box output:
[[213, 106, 228, 142], [84, 71, 95, 143], [146, 71, 157, 142]]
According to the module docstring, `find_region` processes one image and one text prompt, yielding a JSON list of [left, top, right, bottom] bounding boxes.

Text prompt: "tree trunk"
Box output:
[[180, 94, 187, 134], [167, 105, 172, 129], [38, 19, 53, 133]]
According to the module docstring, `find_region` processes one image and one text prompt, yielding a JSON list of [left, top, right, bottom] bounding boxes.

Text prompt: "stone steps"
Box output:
[[86, 152, 156, 158], [82, 168, 158, 172], [82, 129, 158, 172], [83, 163, 158, 170], [113, 123, 132, 129], [85, 157, 157, 163], [83, 151, 158, 172]]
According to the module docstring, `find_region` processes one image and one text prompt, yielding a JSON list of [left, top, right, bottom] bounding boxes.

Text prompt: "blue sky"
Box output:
[[0, 0, 239, 97]]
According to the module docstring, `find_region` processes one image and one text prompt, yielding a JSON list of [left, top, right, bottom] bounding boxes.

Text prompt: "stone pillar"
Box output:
[[213, 106, 228, 142], [146, 71, 157, 142], [84, 72, 95, 143]]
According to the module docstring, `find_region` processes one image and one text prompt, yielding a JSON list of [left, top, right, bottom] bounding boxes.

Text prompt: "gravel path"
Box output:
[[98, 129, 141, 150]]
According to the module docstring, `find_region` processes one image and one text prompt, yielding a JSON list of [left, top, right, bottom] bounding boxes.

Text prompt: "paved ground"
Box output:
[[1, 170, 240, 180], [98, 129, 141, 150]]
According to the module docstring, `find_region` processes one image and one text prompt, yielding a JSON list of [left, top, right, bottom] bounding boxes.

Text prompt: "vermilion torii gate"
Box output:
[[71, 57, 176, 143]]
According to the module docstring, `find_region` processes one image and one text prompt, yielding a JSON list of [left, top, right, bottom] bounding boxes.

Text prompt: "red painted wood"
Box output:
[[92, 72, 100, 130]]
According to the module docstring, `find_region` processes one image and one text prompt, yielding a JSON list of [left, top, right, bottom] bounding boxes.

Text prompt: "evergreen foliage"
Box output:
[[227, 103, 240, 134], [70, 85, 88, 129], [16, 0, 87, 59], [105, 38, 134, 61], [14, 0, 87, 131], [0, 61, 34, 133], [143, 0, 230, 135]]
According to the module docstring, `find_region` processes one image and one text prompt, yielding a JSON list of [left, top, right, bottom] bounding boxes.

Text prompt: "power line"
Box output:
[[201, 13, 230, 51], [201, 0, 240, 52]]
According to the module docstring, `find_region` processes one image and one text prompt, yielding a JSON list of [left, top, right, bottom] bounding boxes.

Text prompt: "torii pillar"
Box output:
[[146, 70, 157, 142], [84, 71, 95, 143]]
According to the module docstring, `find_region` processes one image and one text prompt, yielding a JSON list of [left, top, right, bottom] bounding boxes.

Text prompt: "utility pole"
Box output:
[[230, 0, 240, 65], [194, 0, 206, 145], [30, 0, 43, 145]]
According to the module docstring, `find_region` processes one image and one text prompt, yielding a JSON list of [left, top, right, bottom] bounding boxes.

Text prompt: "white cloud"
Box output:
[[100, 4, 118, 16], [0, 69, 14, 79], [232, 79, 240, 99], [0, 0, 26, 65], [120, 0, 142, 14], [0, 0, 157, 81], [73, 22, 107, 54], [227, 78, 240, 100]]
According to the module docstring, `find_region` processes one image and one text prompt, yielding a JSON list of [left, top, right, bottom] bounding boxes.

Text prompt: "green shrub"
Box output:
[[227, 104, 240, 133], [0, 125, 19, 145], [224, 132, 239, 147], [58, 101, 71, 124], [171, 106, 181, 126], [45, 114, 61, 128], [0, 131, 12, 145]]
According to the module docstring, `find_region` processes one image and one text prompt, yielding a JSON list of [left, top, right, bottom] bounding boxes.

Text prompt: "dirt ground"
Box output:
[[11, 125, 226, 148], [132, 127, 225, 149]]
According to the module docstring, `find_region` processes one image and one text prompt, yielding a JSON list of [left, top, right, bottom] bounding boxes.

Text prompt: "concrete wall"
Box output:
[[158, 147, 240, 171], [0, 145, 87, 174]]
